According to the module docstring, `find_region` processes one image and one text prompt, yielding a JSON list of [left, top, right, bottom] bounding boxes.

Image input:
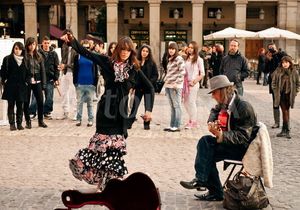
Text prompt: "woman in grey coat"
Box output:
[[272, 56, 299, 139]]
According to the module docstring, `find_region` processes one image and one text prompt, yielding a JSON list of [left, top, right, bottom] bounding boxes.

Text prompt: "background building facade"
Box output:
[[0, 0, 300, 64]]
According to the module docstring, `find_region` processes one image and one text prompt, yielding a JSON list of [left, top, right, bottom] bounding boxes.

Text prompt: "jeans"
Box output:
[[28, 94, 37, 115], [24, 83, 44, 122], [236, 86, 244, 96], [44, 81, 54, 114], [165, 87, 182, 128], [29, 81, 54, 114], [263, 73, 268, 85], [76, 85, 95, 122], [194, 135, 247, 197]]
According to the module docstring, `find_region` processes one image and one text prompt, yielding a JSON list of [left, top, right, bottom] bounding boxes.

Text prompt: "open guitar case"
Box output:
[[55, 172, 161, 210]]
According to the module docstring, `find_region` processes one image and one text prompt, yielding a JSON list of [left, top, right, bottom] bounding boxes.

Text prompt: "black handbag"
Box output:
[[154, 73, 166, 93], [223, 171, 269, 210]]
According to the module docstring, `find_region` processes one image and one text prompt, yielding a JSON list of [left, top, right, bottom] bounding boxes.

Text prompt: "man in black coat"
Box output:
[[180, 75, 258, 201], [219, 39, 249, 96], [39, 36, 59, 119]]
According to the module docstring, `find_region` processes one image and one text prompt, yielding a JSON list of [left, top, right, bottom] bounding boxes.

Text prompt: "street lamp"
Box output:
[[7, 8, 14, 20], [89, 6, 97, 20], [259, 9, 265, 20], [7, 8, 14, 37], [131, 8, 137, 19], [173, 9, 179, 20], [48, 6, 55, 22], [216, 9, 222, 20]]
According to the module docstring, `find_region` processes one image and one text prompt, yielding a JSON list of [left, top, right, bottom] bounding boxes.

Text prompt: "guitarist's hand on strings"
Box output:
[[208, 120, 223, 143]]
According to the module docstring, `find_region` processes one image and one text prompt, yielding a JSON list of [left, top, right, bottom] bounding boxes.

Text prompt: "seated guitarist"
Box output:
[[180, 75, 259, 201]]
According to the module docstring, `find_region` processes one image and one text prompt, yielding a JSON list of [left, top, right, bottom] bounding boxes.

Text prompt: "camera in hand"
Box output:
[[268, 48, 276, 54]]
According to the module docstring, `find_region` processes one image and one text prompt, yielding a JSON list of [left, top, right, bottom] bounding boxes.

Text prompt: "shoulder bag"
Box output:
[[223, 171, 269, 210]]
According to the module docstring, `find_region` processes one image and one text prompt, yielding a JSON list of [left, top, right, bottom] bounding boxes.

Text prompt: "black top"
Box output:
[[70, 39, 155, 138], [38, 47, 60, 82], [1, 55, 31, 102], [208, 92, 258, 147], [136, 59, 158, 89], [219, 51, 249, 88]]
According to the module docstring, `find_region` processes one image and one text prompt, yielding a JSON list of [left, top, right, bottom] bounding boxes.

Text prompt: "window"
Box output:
[[169, 8, 183, 19], [130, 7, 144, 18], [207, 8, 222, 18], [246, 8, 260, 19]]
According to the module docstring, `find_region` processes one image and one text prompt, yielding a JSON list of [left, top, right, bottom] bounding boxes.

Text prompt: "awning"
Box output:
[[50, 25, 64, 39], [256, 27, 300, 40], [203, 27, 257, 40]]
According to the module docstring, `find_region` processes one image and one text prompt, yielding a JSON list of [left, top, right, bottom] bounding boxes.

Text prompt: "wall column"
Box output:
[[234, 0, 248, 55], [149, 0, 161, 65], [286, 0, 297, 59], [22, 0, 37, 40], [277, 0, 287, 51], [39, 6, 50, 42], [105, 0, 118, 45], [191, 0, 204, 47], [64, 0, 78, 39]]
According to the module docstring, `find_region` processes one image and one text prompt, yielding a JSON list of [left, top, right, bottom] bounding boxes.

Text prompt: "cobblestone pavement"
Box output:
[[0, 79, 300, 210]]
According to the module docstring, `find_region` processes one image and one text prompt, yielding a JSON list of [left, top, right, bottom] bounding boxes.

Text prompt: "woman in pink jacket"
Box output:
[[183, 41, 204, 129]]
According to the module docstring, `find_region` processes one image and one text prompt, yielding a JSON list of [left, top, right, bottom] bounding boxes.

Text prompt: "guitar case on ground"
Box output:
[[55, 172, 161, 210]]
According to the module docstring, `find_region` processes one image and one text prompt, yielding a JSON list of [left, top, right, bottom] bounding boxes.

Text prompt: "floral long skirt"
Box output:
[[69, 133, 128, 190]]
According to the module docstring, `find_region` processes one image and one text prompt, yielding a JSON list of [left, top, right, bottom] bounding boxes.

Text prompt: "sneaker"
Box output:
[[76, 121, 81, 126], [30, 113, 36, 120], [184, 122, 192, 129], [87, 121, 93, 127], [163, 127, 171, 131], [44, 113, 53, 120], [169, 127, 180, 132], [72, 114, 77, 121], [190, 121, 198, 128], [57, 112, 68, 120]]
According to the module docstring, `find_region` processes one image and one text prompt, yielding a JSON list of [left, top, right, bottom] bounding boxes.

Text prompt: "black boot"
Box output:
[[286, 130, 291, 139], [276, 128, 287, 137], [144, 121, 150, 130], [25, 120, 32, 129], [17, 124, 24, 130], [8, 112, 16, 131], [271, 108, 280, 128], [38, 121, 48, 128], [277, 122, 288, 137], [286, 122, 291, 139], [10, 124, 17, 131], [16, 112, 24, 130]]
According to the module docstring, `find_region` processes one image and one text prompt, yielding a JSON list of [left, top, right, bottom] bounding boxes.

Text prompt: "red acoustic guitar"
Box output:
[[55, 172, 161, 210]]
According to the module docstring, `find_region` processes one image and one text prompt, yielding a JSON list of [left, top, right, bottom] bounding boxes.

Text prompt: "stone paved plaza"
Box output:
[[0, 79, 300, 210]]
